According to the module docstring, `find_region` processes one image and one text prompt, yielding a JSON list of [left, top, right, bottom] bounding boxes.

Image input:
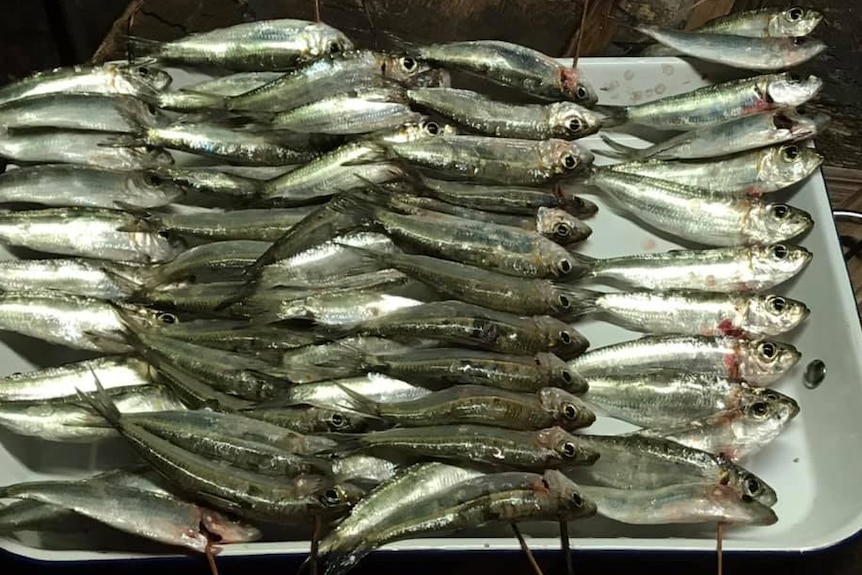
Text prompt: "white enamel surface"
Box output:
[[0, 58, 859, 560]]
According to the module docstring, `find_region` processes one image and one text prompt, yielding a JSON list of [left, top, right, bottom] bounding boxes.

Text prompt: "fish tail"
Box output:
[[558, 287, 601, 318], [126, 35, 164, 61], [99, 132, 148, 150], [564, 251, 598, 279], [330, 383, 381, 419], [76, 373, 123, 428], [593, 105, 628, 128]]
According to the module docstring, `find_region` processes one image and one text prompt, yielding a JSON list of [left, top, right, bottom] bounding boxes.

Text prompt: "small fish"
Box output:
[[0, 207, 185, 262], [600, 73, 822, 130], [329, 454, 404, 486], [641, 392, 800, 460], [185, 71, 285, 96], [570, 243, 812, 292], [697, 6, 823, 37], [407, 87, 601, 139], [128, 19, 353, 71], [0, 131, 173, 169], [339, 425, 599, 469], [581, 482, 777, 525], [142, 240, 269, 287], [244, 404, 383, 434], [285, 373, 433, 406], [0, 93, 166, 133], [147, 206, 315, 242], [148, 166, 263, 199], [420, 177, 599, 218], [568, 334, 800, 385], [0, 62, 170, 107], [137, 281, 258, 314], [0, 164, 184, 209], [389, 135, 593, 185], [582, 371, 793, 428], [0, 356, 152, 402], [329, 300, 589, 358], [600, 109, 829, 161], [0, 258, 146, 300], [411, 40, 597, 105], [608, 143, 823, 196], [567, 289, 810, 337], [570, 434, 777, 506], [583, 168, 813, 246], [1, 481, 261, 552]]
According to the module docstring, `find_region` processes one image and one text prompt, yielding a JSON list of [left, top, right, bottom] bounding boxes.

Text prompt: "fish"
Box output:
[[599, 73, 822, 130], [128, 19, 354, 71], [0, 207, 185, 262], [223, 50, 436, 112], [600, 109, 830, 161], [336, 425, 599, 469], [149, 359, 255, 413], [570, 434, 777, 506], [137, 281, 262, 314], [582, 168, 814, 246], [1, 481, 261, 551], [321, 469, 595, 575], [329, 454, 404, 486], [244, 404, 384, 434], [328, 300, 589, 358], [581, 482, 777, 525], [0, 130, 173, 169], [254, 86, 420, 135], [141, 240, 269, 287], [640, 392, 800, 460], [566, 289, 810, 337], [146, 206, 315, 242], [80, 381, 363, 523], [635, 26, 826, 70], [341, 347, 588, 394], [0, 258, 147, 300], [407, 87, 602, 139], [0, 62, 171, 107], [148, 166, 263, 199], [285, 373, 433, 407], [420, 177, 599, 218], [185, 71, 285, 96], [697, 6, 823, 37], [582, 371, 793, 428], [0, 93, 167, 133], [411, 40, 597, 105], [0, 385, 184, 442], [608, 143, 824, 196], [0, 356, 152, 402], [388, 135, 593, 185], [354, 385, 595, 430], [0, 164, 184, 209], [568, 334, 801, 385], [569, 243, 812, 292]]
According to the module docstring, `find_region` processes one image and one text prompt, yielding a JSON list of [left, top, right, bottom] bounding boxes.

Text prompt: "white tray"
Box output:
[[0, 57, 859, 561]]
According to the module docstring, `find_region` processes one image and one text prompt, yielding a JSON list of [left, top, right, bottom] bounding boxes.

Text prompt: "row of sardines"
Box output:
[[0, 7, 825, 571]]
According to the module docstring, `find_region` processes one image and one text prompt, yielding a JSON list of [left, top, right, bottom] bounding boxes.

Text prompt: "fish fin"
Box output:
[[98, 132, 147, 149], [596, 133, 649, 160], [98, 263, 148, 298], [76, 372, 123, 428], [341, 142, 397, 167], [81, 328, 130, 351], [125, 35, 163, 61], [329, 383, 381, 419], [593, 105, 628, 128]]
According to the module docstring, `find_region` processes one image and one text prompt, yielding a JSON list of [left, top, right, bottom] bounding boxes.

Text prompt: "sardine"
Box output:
[[582, 371, 792, 428], [244, 404, 383, 434], [0, 131, 173, 169], [581, 482, 777, 525], [570, 243, 812, 292], [0, 207, 184, 262], [567, 289, 810, 337], [0, 164, 184, 209], [408, 87, 601, 139], [128, 19, 353, 71], [142, 240, 269, 287], [608, 143, 823, 195], [186, 72, 285, 96], [285, 373, 433, 406], [0, 258, 146, 300], [149, 206, 314, 242], [329, 454, 404, 486], [0, 93, 166, 133], [568, 334, 800, 385], [411, 41, 597, 105], [149, 166, 262, 199]]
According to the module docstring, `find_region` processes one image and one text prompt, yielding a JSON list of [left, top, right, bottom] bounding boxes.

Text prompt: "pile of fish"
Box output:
[[0, 6, 826, 572]]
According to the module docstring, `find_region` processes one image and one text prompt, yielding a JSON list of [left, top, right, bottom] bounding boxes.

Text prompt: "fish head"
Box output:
[[705, 483, 778, 525], [559, 190, 599, 218], [750, 243, 812, 286], [737, 338, 801, 383], [116, 61, 173, 91], [745, 202, 813, 245], [766, 74, 822, 107], [535, 207, 592, 245], [381, 118, 456, 144], [539, 427, 600, 465], [115, 304, 182, 332], [538, 387, 596, 430], [379, 53, 434, 85], [723, 464, 779, 508], [744, 293, 810, 336], [558, 67, 598, 107], [201, 509, 263, 543], [127, 169, 186, 203], [741, 388, 800, 427], [783, 36, 827, 66], [541, 139, 594, 178], [411, 67, 451, 88], [317, 482, 367, 512], [547, 102, 602, 139], [769, 7, 824, 36], [540, 469, 597, 519], [301, 22, 355, 61], [535, 352, 588, 393], [112, 143, 174, 169], [758, 143, 823, 189], [532, 316, 589, 358]]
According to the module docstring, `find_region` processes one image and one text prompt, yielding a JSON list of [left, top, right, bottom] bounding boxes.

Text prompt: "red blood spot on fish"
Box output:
[[717, 319, 744, 337], [705, 275, 718, 289], [742, 99, 773, 114], [642, 238, 657, 250], [559, 67, 580, 97], [724, 352, 740, 380], [746, 185, 763, 197]]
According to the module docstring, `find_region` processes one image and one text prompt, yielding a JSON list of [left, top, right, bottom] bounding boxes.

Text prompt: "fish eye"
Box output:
[[329, 413, 346, 429], [772, 204, 789, 219], [137, 66, 150, 77], [143, 173, 163, 186], [772, 244, 788, 259], [400, 57, 418, 72], [576, 85, 588, 100], [322, 488, 341, 505], [787, 7, 804, 21], [571, 491, 584, 507], [764, 392, 779, 402], [423, 121, 440, 135], [328, 41, 342, 54], [793, 37, 807, 46], [562, 441, 577, 458], [745, 476, 763, 496], [144, 145, 158, 153], [562, 403, 578, 420], [157, 312, 177, 325], [759, 341, 777, 359], [558, 294, 571, 309], [146, 103, 158, 115], [561, 370, 573, 384], [558, 259, 573, 274], [561, 154, 578, 170], [781, 144, 800, 161], [554, 222, 573, 238], [559, 331, 572, 345], [768, 296, 787, 313], [750, 401, 769, 418], [567, 117, 583, 133]]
